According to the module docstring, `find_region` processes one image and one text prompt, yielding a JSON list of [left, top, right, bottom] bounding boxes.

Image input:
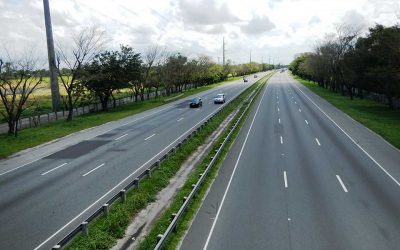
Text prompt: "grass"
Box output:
[[0, 76, 241, 159], [293, 75, 400, 150], [137, 75, 270, 250], [63, 74, 268, 250]]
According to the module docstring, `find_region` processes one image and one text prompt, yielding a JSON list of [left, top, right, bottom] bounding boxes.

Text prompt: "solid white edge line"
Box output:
[[315, 138, 321, 146], [203, 82, 269, 250], [292, 81, 400, 187], [33, 72, 263, 250], [41, 163, 68, 176], [144, 133, 156, 141], [284, 171, 288, 188], [82, 163, 105, 177], [114, 134, 128, 141], [336, 175, 348, 192]]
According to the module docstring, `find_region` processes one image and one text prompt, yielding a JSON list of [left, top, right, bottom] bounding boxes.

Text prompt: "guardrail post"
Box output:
[[157, 234, 163, 243], [82, 221, 89, 236], [192, 184, 197, 198], [103, 203, 109, 216], [155, 160, 160, 168], [183, 196, 187, 204], [134, 178, 140, 188], [146, 168, 151, 178], [51, 245, 61, 250], [171, 213, 177, 232], [120, 189, 127, 203]]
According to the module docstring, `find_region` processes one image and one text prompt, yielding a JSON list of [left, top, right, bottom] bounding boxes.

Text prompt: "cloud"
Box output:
[[241, 15, 275, 35], [342, 10, 369, 30], [178, 0, 240, 25], [308, 16, 321, 25]]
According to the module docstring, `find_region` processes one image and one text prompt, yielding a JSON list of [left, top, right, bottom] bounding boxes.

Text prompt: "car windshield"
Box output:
[[216, 94, 223, 98], [191, 98, 198, 102]]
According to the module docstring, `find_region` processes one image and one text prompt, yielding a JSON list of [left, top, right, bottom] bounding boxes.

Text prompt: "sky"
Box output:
[[0, 0, 399, 65]]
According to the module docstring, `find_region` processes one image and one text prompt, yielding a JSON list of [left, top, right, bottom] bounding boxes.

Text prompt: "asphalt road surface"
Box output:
[[181, 71, 400, 250], [0, 73, 268, 250]]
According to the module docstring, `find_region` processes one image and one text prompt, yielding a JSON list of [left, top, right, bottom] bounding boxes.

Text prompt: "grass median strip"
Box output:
[[137, 75, 270, 250], [63, 74, 271, 250], [0, 77, 241, 159], [293, 75, 400, 150]]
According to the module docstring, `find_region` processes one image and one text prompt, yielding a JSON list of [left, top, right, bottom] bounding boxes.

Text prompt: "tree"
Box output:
[[82, 45, 141, 111], [56, 27, 107, 121], [0, 53, 42, 136], [352, 24, 400, 108]]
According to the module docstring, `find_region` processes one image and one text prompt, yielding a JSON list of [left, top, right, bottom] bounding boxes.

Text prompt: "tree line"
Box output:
[[290, 23, 400, 108], [0, 27, 272, 136]]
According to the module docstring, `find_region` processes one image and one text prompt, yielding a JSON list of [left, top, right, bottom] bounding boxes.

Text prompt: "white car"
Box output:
[[214, 94, 225, 104]]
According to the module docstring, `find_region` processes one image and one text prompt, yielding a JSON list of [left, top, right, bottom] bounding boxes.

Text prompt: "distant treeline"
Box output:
[[0, 27, 274, 135], [290, 24, 400, 108]]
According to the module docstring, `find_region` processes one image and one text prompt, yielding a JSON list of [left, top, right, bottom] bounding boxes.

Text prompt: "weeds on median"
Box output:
[[137, 75, 270, 250], [64, 75, 270, 250]]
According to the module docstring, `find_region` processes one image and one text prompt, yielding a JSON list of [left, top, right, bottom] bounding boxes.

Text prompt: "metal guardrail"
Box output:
[[49, 73, 268, 250], [153, 79, 265, 250]]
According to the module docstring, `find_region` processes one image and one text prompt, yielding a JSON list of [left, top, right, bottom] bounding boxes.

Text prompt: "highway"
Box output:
[[0, 72, 268, 250], [181, 71, 400, 250]]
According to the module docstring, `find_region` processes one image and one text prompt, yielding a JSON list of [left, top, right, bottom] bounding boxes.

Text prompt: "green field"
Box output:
[[294, 75, 400, 150], [0, 77, 240, 159]]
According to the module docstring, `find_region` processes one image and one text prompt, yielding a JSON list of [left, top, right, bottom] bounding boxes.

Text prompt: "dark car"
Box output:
[[189, 97, 202, 108], [254, 74, 258, 78]]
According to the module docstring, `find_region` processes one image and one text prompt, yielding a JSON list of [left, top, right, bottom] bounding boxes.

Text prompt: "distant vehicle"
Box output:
[[214, 94, 225, 104], [243, 77, 248, 82], [280, 69, 284, 73], [254, 75, 258, 78], [189, 97, 202, 108]]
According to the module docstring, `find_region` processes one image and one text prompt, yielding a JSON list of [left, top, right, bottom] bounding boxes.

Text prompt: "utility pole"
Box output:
[[222, 37, 226, 66], [249, 50, 252, 63], [43, 0, 60, 111]]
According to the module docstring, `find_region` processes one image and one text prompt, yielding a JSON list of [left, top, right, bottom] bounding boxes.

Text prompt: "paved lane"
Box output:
[[0, 73, 268, 250], [181, 71, 400, 250]]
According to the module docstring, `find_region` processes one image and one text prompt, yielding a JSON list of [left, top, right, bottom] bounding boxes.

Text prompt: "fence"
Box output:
[[0, 84, 196, 135]]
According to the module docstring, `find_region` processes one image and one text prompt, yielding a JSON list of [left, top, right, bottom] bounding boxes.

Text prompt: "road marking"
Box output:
[[82, 163, 105, 177], [315, 138, 321, 146], [177, 117, 184, 122], [278, 118, 281, 124], [280, 136, 283, 144], [288, 218, 291, 221], [292, 82, 400, 187], [284, 171, 288, 188], [299, 108, 302, 112], [295, 101, 297, 104], [336, 175, 348, 192], [277, 107, 280, 112], [41, 163, 68, 176], [305, 119, 309, 125], [114, 134, 128, 141], [203, 80, 269, 250], [33, 72, 260, 250], [144, 133, 156, 141]]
